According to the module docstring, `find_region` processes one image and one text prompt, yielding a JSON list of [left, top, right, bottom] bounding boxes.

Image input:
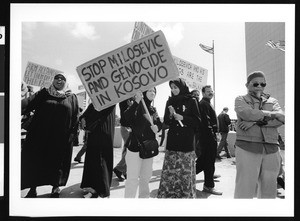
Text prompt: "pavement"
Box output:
[[20, 143, 285, 199]]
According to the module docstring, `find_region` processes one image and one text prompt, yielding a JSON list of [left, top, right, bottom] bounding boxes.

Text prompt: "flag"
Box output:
[[266, 40, 285, 52], [199, 43, 214, 54]]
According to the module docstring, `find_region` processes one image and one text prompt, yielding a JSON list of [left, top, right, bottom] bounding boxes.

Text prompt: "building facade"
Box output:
[[245, 22, 285, 139]]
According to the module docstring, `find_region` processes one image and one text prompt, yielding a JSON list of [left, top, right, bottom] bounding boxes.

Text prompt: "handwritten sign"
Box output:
[[76, 30, 179, 111], [173, 56, 208, 91], [131, 22, 208, 90], [23, 62, 63, 88]]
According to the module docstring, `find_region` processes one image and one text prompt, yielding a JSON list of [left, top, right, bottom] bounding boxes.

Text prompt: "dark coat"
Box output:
[[21, 88, 79, 189], [80, 104, 116, 197], [198, 97, 218, 141], [163, 95, 201, 152], [124, 100, 162, 153], [218, 112, 231, 133]]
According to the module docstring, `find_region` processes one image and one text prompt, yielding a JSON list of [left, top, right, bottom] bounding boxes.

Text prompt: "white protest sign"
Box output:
[[131, 22, 208, 90], [23, 61, 64, 88], [76, 30, 179, 111], [173, 56, 208, 91]]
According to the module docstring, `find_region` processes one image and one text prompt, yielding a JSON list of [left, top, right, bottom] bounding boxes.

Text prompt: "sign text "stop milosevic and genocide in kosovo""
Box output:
[[76, 30, 179, 111]]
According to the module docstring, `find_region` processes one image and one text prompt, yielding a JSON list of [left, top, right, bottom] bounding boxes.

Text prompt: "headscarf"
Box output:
[[168, 78, 191, 104], [169, 78, 190, 97], [142, 88, 157, 115], [47, 73, 70, 98]]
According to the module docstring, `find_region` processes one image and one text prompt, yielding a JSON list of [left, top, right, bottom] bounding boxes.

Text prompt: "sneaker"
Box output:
[[213, 174, 221, 179], [203, 185, 223, 195], [113, 168, 124, 181]]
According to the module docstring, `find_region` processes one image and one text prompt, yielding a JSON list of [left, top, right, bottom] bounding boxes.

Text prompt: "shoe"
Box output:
[[123, 172, 127, 179], [226, 154, 232, 158], [213, 174, 221, 179], [74, 157, 82, 163], [25, 189, 37, 198], [203, 186, 223, 195], [84, 192, 98, 198], [113, 168, 124, 181], [216, 155, 222, 160], [50, 187, 60, 198]]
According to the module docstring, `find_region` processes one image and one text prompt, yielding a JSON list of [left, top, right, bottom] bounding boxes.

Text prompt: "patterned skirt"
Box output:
[[157, 150, 197, 198]]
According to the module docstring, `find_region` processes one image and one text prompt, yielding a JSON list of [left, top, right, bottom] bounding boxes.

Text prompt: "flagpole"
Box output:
[[212, 40, 216, 108]]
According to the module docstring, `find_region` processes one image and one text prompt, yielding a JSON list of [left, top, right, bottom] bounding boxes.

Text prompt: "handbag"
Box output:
[[138, 138, 159, 159]]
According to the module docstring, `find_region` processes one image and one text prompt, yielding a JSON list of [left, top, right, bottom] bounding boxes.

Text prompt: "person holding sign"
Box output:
[[124, 88, 162, 198], [157, 78, 201, 198], [21, 73, 79, 198]]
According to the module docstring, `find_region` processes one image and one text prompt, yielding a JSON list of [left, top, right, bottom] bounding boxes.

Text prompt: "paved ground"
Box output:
[[20, 143, 285, 199]]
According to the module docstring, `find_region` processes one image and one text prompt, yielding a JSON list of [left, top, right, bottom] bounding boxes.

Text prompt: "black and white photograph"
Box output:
[[7, 3, 295, 218]]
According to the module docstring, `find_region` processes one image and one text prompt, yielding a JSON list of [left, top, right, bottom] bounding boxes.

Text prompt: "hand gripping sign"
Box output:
[[76, 30, 179, 111]]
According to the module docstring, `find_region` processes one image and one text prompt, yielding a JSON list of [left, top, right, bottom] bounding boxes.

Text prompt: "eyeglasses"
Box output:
[[252, 82, 266, 87]]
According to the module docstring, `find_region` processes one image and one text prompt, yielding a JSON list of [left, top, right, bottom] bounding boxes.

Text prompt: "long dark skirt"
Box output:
[[157, 150, 197, 198], [21, 135, 73, 189], [80, 134, 113, 197]]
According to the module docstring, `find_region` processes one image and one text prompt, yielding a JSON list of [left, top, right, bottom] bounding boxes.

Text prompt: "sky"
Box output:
[[12, 4, 294, 217], [21, 21, 247, 119]]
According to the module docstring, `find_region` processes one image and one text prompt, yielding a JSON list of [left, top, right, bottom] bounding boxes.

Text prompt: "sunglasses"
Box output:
[[252, 82, 266, 87], [54, 76, 66, 81]]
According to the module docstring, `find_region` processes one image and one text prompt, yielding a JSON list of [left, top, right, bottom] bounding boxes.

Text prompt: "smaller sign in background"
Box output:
[[23, 61, 64, 88]]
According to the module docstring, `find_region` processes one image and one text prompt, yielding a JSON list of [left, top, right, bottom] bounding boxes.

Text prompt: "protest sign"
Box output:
[[76, 30, 179, 111], [131, 22, 155, 42], [131, 22, 208, 90], [23, 61, 64, 88], [173, 56, 208, 91]]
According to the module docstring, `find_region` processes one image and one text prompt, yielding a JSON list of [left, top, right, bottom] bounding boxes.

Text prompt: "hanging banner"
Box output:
[[131, 22, 208, 90], [173, 56, 208, 91], [76, 30, 179, 111], [23, 61, 64, 88]]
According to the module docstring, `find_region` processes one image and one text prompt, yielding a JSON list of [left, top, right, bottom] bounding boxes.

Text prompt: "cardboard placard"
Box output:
[[76, 30, 179, 111], [23, 61, 64, 88]]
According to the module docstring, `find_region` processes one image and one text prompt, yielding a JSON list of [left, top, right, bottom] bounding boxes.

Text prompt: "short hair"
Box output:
[[201, 85, 211, 93], [223, 107, 229, 111]]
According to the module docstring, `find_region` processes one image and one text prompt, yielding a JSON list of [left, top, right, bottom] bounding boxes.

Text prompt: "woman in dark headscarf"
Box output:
[[21, 73, 79, 198], [124, 88, 162, 198], [157, 78, 201, 198], [79, 103, 116, 198]]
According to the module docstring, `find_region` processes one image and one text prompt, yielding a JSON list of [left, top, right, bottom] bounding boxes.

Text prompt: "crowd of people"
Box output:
[[21, 70, 285, 199]]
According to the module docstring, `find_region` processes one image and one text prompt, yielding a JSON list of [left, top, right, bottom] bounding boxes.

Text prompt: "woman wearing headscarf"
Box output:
[[157, 78, 201, 198], [21, 73, 79, 198], [124, 88, 162, 198], [79, 103, 116, 198]]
